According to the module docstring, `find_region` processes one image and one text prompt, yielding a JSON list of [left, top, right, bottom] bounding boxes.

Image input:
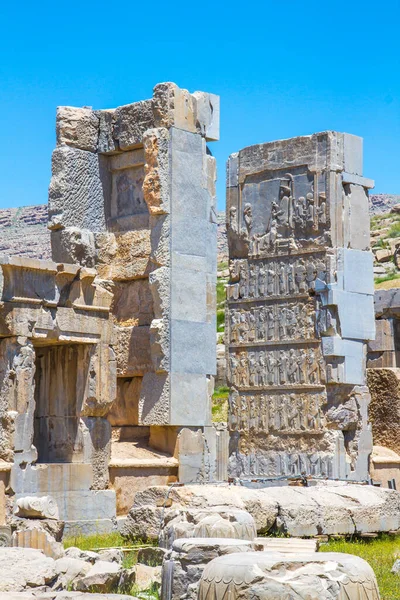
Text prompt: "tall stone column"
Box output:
[[48, 83, 220, 483], [226, 132, 375, 481]]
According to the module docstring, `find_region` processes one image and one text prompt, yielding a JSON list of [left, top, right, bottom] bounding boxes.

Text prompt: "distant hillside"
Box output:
[[0, 196, 397, 265], [369, 194, 400, 216], [0, 205, 50, 260]]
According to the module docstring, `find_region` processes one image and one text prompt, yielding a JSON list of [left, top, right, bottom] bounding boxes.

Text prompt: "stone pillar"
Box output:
[[226, 132, 375, 481], [49, 83, 220, 483]]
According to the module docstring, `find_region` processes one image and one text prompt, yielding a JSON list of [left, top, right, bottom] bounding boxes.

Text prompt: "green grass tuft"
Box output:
[[212, 386, 229, 422], [322, 535, 400, 600], [375, 273, 400, 285]]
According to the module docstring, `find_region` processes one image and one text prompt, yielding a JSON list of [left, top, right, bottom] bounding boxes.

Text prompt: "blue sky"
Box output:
[[0, 0, 399, 211]]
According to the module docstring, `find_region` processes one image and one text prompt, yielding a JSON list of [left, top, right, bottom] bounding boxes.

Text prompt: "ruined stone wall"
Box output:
[[49, 83, 219, 432], [226, 132, 375, 481]]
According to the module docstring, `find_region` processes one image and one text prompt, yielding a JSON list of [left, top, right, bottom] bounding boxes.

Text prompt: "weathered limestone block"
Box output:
[[112, 280, 153, 327], [198, 552, 380, 600], [0, 338, 35, 462], [367, 368, 400, 455], [113, 99, 155, 151], [0, 547, 57, 592], [95, 229, 151, 280], [51, 227, 96, 267], [161, 538, 253, 600], [115, 325, 152, 377], [226, 132, 375, 481], [370, 445, 400, 490], [48, 145, 106, 231], [56, 106, 99, 152], [128, 483, 400, 539], [12, 528, 64, 559], [108, 378, 141, 426], [73, 560, 122, 593], [152, 83, 220, 141], [143, 128, 170, 216], [15, 495, 59, 519], [160, 507, 257, 549], [367, 318, 396, 368]]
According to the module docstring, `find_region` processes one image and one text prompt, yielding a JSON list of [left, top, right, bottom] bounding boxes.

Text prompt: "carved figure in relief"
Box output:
[[238, 313, 248, 342], [257, 309, 265, 341], [257, 351, 267, 386], [310, 454, 320, 476], [305, 260, 317, 290], [307, 349, 319, 384], [267, 265, 275, 295], [229, 389, 239, 430], [286, 307, 297, 338], [248, 311, 256, 342], [287, 264, 296, 294], [307, 396, 321, 430], [278, 262, 287, 295], [230, 312, 239, 343], [230, 355, 239, 387], [287, 393, 300, 429], [294, 196, 306, 228], [248, 264, 257, 298], [243, 203, 252, 239], [266, 354, 277, 385], [289, 453, 299, 476], [229, 206, 238, 233], [278, 396, 288, 430], [258, 264, 267, 296], [248, 353, 257, 387], [249, 395, 257, 430], [239, 264, 248, 298], [266, 307, 275, 340], [295, 261, 307, 294], [259, 395, 269, 431], [278, 308, 287, 340], [287, 349, 298, 384], [238, 352, 249, 386], [279, 350, 287, 385], [306, 192, 315, 228], [298, 349, 308, 384], [318, 193, 327, 225]]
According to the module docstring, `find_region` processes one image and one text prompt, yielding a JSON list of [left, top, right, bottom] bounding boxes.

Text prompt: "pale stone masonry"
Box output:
[[226, 132, 375, 481], [0, 82, 220, 532]]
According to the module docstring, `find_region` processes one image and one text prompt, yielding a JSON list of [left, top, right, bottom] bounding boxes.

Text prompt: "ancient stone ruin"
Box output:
[[1, 81, 400, 600], [0, 82, 221, 534], [226, 132, 375, 480]]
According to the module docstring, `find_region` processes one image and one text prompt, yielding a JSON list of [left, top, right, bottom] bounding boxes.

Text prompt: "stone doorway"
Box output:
[[33, 343, 92, 463]]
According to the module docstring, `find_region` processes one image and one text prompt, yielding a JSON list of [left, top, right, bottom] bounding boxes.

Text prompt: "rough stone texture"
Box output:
[[73, 560, 121, 593], [0, 547, 57, 592], [367, 368, 400, 455], [161, 538, 253, 600], [226, 132, 375, 481], [15, 495, 59, 519], [127, 483, 400, 539], [12, 528, 64, 559], [0, 204, 50, 260], [137, 546, 167, 566], [199, 551, 380, 600], [56, 106, 99, 153], [159, 507, 257, 549]]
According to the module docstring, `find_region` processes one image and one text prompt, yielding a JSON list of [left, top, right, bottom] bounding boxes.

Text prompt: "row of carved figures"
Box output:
[[228, 257, 328, 300], [230, 450, 334, 478], [229, 301, 315, 344], [229, 390, 324, 433], [229, 347, 326, 388]]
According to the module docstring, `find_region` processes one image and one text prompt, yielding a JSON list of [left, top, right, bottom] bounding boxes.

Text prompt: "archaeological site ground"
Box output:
[[0, 82, 400, 599]]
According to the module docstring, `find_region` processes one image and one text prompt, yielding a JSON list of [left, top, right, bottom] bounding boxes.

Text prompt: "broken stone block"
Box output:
[[12, 528, 64, 559], [159, 507, 257, 549], [56, 106, 99, 153], [199, 551, 380, 600], [0, 547, 57, 592], [137, 545, 167, 566], [73, 560, 121, 593], [134, 563, 162, 591], [375, 248, 393, 262], [15, 495, 59, 520], [162, 538, 253, 600]]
